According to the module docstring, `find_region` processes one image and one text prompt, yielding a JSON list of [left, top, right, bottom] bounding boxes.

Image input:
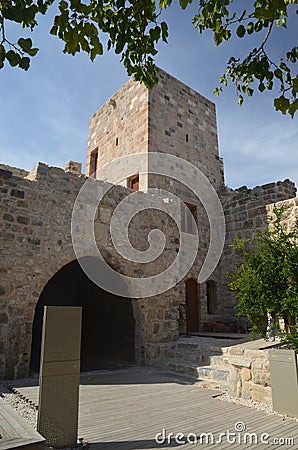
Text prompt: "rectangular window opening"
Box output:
[[181, 202, 196, 234], [90, 148, 98, 175], [128, 174, 139, 191]]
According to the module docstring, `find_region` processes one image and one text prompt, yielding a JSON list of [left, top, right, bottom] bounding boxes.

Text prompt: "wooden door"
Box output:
[[185, 278, 200, 333]]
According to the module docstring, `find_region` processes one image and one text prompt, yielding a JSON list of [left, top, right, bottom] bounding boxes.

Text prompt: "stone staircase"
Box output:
[[153, 336, 248, 389]]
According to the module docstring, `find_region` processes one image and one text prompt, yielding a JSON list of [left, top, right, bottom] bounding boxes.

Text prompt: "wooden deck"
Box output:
[[11, 367, 297, 449], [0, 398, 44, 450]]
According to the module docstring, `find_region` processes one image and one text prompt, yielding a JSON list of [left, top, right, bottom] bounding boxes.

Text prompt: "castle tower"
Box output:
[[86, 68, 225, 333], [87, 68, 224, 192]]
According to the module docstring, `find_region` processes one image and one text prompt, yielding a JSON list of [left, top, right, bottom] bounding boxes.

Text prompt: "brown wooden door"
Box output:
[[185, 278, 200, 333]]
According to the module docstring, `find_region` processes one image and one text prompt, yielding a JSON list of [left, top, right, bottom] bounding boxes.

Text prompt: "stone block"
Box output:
[[252, 368, 271, 387], [230, 357, 251, 368], [251, 384, 272, 405], [242, 381, 253, 400], [241, 368, 251, 381], [228, 347, 245, 356]]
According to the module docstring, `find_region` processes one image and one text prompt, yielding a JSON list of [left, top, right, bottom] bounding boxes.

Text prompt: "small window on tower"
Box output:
[[186, 134, 189, 142], [90, 148, 98, 176], [128, 174, 139, 191], [116, 137, 119, 146]]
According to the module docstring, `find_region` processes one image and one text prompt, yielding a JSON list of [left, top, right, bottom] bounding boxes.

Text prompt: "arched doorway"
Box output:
[[30, 257, 135, 373], [185, 278, 200, 333]]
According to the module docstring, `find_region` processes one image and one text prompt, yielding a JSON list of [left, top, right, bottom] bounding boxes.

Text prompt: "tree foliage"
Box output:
[[229, 206, 298, 350], [0, 0, 297, 116]]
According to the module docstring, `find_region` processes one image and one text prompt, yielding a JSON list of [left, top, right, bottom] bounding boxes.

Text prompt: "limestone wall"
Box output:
[[216, 180, 297, 325], [86, 78, 149, 190], [148, 69, 224, 190], [266, 196, 298, 230], [222, 345, 272, 405], [0, 163, 180, 379]]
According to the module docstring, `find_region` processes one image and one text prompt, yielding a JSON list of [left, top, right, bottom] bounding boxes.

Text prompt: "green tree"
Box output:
[[229, 206, 298, 350], [0, 1, 297, 116]]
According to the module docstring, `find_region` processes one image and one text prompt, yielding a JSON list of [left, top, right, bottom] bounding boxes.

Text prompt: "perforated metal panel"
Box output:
[[269, 349, 298, 419], [37, 306, 82, 448]]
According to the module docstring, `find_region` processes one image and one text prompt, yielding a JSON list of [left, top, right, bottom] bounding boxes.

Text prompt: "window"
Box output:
[[186, 134, 189, 142], [128, 174, 139, 191], [90, 148, 98, 175], [181, 202, 196, 233], [116, 137, 119, 146], [206, 280, 216, 315]]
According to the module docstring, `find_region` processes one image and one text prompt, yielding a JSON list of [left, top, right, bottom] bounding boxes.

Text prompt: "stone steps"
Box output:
[[151, 337, 236, 389], [156, 357, 231, 387]]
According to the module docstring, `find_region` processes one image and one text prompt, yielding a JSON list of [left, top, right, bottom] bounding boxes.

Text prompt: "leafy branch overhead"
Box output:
[[0, 1, 297, 116]]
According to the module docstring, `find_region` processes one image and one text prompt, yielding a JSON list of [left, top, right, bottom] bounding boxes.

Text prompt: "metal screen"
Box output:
[[269, 349, 298, 419], [37, 306, 82, 448]]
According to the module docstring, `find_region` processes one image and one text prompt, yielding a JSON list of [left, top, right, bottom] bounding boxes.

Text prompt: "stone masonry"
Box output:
[[86, 68, 297, 330], [0, 68, 297, 380], [0, 162, 180, 379]]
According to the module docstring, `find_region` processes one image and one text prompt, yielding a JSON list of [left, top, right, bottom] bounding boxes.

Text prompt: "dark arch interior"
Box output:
[[30, 257, 135, 373]]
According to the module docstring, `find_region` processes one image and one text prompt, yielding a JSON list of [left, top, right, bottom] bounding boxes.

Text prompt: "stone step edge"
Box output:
[[154, 359, 231, 382]]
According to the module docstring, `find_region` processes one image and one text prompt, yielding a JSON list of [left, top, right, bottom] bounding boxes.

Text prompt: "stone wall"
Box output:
[[0, 162, 180, 379], [148, 69, 224, 190], [87, 78, 149, 190], [222, 345, 272, 405], [215, 180, 297, 325], [266, 196, 298, 230]]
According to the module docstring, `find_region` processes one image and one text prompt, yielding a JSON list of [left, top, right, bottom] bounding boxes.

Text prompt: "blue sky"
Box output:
[[0, 2, 297, 189]]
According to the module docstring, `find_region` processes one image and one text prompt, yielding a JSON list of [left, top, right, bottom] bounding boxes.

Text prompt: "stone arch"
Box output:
[[27, 250, 77, 325], [29, 256, 135, 373]]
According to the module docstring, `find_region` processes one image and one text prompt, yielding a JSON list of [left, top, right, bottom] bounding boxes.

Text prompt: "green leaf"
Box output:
[[280, 62, 290, 72], [19, 57, 30, 70], [161, 22, 168, 42], [258, 82, 265, 92], [0, 44, 5, 59], [179, 0, 191, 9], [18, 38, 33, 52], [288, 99, 298, 118], [236, 25, 246, 38], [6, 50, 21, 67], [274, 95, 289, 114], [238, 95, 244, 106], [59, 0, 68, 11], [26, 47, 39, 57], [254, 20, 263, 32], [247, 22, 254, 34], [274, 68, 283, 80]]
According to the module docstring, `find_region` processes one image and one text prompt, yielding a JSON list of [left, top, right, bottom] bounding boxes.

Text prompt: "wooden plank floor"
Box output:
[[11, 367, 297, 449], [0, 398, 44, 450]]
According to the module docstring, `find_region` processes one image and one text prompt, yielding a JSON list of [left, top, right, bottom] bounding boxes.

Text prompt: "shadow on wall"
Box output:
[[30, 257, 135, 373]]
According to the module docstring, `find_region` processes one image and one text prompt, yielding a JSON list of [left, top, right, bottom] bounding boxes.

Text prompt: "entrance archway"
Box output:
[[30, 257, 135, 373], [185, 278, 200, 333]]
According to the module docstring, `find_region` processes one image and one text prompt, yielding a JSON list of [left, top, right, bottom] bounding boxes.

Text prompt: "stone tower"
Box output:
[[87, 68, 224, 192], [86, 68, 226, 334]]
